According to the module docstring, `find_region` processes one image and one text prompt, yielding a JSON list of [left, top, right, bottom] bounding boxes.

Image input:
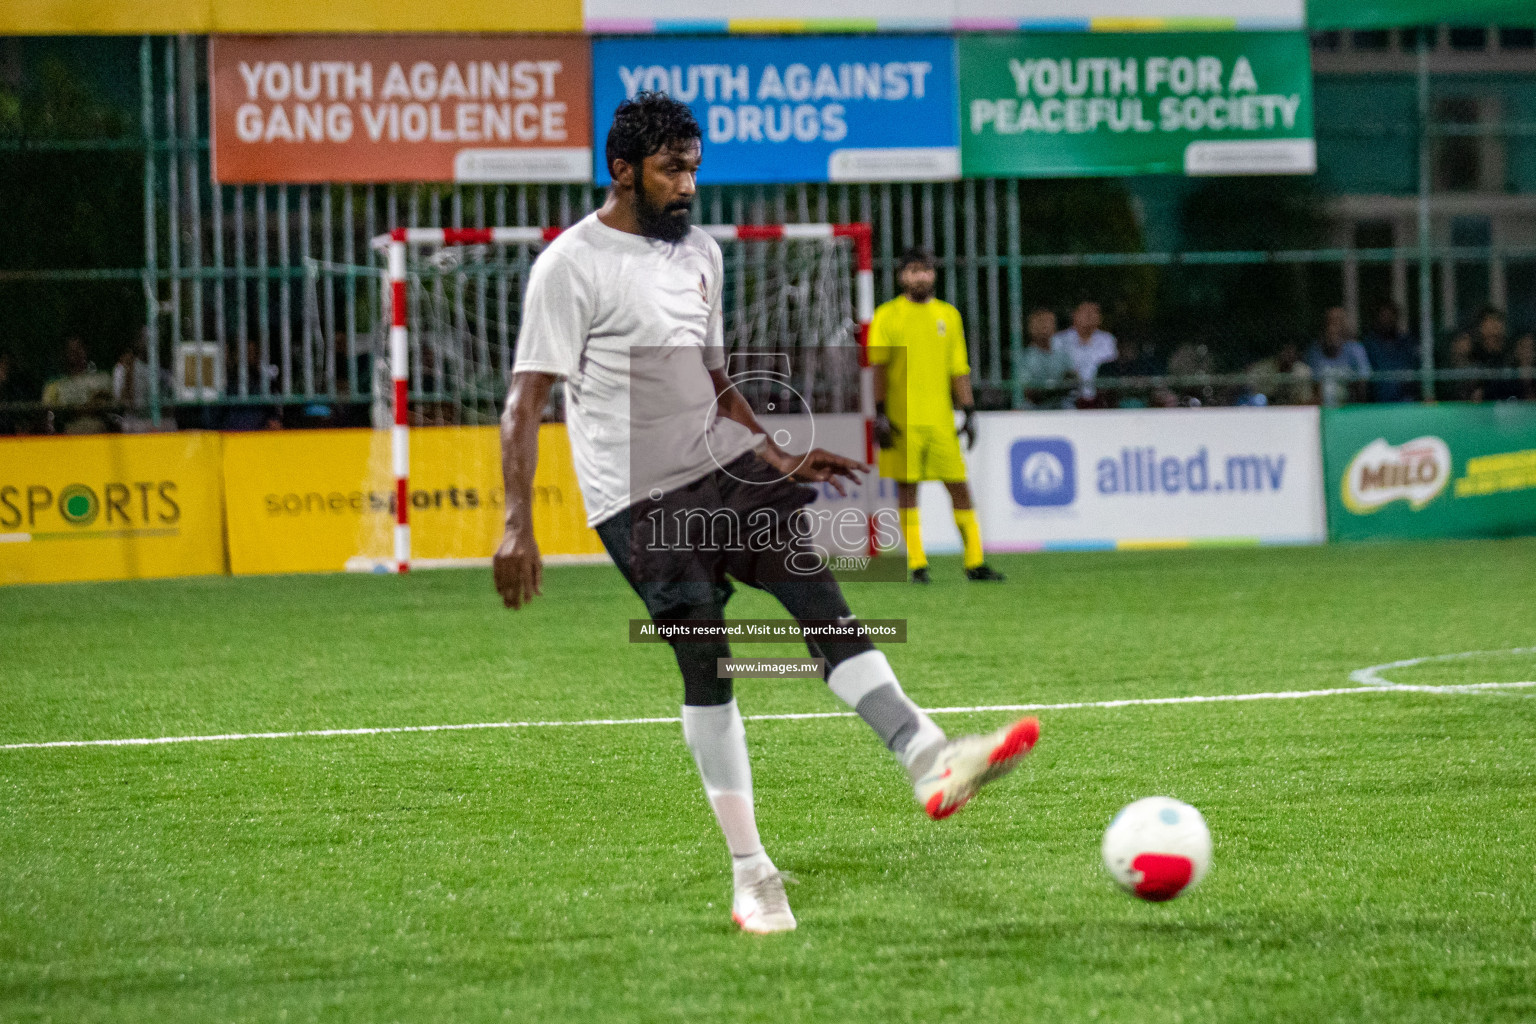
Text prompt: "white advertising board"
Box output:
[[917, 408, 1325, 553]]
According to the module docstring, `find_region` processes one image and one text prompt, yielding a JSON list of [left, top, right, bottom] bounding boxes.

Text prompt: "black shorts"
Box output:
[[594, 451, 830, 621]]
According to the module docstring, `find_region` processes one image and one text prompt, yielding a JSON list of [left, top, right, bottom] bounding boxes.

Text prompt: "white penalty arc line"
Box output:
[[4, 653, 1534, 752], [1349, 645, 1536, 689]]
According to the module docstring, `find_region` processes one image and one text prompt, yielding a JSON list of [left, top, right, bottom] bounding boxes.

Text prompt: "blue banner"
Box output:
[[592, 36, 959, 185]]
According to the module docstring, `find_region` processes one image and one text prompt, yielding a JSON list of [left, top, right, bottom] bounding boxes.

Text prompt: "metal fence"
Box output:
[[3, 33, 1536, 434]]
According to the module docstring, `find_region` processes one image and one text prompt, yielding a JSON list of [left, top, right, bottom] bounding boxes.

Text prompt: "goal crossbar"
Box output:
[[371, 223, 876, 574]]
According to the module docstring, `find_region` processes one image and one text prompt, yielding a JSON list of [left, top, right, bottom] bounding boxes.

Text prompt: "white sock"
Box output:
[[681, 700, 764, 861], [826, 650, 946, 780]]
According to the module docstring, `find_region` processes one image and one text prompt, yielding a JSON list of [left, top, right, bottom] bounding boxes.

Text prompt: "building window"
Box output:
[[1448, 27, 1488, 51], [1498, 28, 1536, 50], [1311, 31, 1342, 52], [1352, 30, 1391, 51], [1433, 97, 1506, 193], [1435, 98, 1481, 191]]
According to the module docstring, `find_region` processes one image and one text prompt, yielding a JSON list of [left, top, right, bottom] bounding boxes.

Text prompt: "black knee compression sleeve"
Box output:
[[673, 638, 734, 706], [760, 577, 875, 673]]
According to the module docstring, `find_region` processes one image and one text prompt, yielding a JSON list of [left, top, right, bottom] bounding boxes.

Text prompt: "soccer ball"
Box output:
[[1101, 796, 1211, 902]]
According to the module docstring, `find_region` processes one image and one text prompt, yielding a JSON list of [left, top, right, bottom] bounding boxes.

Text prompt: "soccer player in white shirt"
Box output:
[[492, 94, 1038, 934]]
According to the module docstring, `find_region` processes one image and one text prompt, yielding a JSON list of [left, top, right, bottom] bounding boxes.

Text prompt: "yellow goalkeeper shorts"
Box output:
[[878, 424, 968, 483]]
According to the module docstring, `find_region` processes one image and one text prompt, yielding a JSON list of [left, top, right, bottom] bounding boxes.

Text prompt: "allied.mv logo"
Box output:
[[1010, 438, 1076, 507]]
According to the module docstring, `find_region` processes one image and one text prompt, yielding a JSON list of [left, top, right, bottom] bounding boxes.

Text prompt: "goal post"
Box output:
[[370, 221, 877, 574]]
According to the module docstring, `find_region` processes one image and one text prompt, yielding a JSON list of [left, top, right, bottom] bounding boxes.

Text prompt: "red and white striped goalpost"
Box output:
[[374, 222, 876, 573]]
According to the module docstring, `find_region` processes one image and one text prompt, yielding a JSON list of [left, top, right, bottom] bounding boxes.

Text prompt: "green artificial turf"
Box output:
[[2, 539, 1534, 1023]]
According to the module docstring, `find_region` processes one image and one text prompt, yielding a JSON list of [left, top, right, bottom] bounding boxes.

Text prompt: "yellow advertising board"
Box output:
[[0, 433, 227, 585], [1, 0, 581, 35], [222, 425, 601, 576]]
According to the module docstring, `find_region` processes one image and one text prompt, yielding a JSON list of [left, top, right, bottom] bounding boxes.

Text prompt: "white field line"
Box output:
[[1349, 645, 1536, 688], [4, 647, 1534, 752]]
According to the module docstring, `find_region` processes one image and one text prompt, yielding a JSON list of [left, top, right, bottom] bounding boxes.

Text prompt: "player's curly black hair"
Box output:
[[897, 247, 936, 272], [605, 91, 702, 180]]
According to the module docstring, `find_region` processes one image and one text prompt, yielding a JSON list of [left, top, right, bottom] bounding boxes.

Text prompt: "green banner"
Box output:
[[1307, 0, 1536, 30], [958, 32, 1314, 178], [1322, 404, 1536, 543]]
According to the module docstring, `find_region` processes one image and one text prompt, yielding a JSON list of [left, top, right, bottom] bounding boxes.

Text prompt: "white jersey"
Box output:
[[1050, 327, 1118, 399], [513, 212, 760, 526]]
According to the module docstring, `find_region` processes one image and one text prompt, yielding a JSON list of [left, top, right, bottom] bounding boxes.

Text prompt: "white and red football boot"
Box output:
[[913, 716, 1040, 820], [731, 859, 797, 934]]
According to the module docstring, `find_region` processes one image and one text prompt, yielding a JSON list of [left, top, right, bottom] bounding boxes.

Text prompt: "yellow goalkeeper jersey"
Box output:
[[868, 295, 970, 429]]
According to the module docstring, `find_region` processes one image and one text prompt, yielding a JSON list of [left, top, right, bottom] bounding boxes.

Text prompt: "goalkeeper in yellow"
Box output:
[[870, 247, 1005, 584]]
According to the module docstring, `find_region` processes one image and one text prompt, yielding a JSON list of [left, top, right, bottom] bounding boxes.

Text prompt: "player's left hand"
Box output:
[[765, 446, 867, 497], [960, 407, 978, 451]]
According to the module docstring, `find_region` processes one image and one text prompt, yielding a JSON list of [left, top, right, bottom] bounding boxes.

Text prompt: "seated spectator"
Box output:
[[1097, 335, 1167, 408], [112, 329, 166, 433], [1305, 306, 1371, 406], [1017, 307, 1075, 409], [223, 341, 283, 430], [228, 340, 281, 397], [1246, 342, 1317, 406], [1361, 301, 1417, 402], [1444, 330, 1480, 402], [1051, 300, 1117, 407], [1473, 307, 1519, 401], [0, 352, 23, 435], [41, 337, 112, 434], [1509, 332, 1535, 402], [1165, 341, 1223, 406]]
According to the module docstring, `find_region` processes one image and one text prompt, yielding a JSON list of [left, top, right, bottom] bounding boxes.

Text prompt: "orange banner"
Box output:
[[211, 35, 592, 183]]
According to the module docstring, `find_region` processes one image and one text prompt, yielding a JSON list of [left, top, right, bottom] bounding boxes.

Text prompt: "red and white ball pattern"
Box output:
[[1101, 797, 1212, 902]]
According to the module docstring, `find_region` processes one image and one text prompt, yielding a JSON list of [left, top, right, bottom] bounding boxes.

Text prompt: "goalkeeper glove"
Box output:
[[960, 404, 977, 450], [874, 401, 898, 449]]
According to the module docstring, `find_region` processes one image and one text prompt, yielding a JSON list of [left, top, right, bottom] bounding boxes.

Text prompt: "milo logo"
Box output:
[[1342, 436, 1451, 514]]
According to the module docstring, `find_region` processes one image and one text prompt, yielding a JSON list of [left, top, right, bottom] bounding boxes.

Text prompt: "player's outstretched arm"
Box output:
[[494, 371, 556, 610]]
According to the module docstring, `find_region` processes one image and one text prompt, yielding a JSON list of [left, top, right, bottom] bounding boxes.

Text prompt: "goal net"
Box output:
[[348, 223, 876, 573]]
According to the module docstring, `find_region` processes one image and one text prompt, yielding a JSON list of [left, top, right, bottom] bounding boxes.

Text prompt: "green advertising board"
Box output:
[[958, 32, 1314, 178], [1322, 403, 1536, 543]]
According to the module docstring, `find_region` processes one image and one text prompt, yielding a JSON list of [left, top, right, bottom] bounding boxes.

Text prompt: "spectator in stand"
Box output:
[[112, 328, 161, 433], [41, 337, 112, 434], [1473, 307, 1519, 401], [1050, 300, 1117, 407], [1305, 306, 1371, 407], [1444, 329, 1480, 402], [1246, 341, 1317, 406], [1096, 334, 1166, 408], [1017, 307, 1075, 409], [0, 352, 23, 434], [223, 341, 283, 430], [1513, 333, 1536, 401], [1165, 341, 1221, 406], [1361, 301, 1417, 403]]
